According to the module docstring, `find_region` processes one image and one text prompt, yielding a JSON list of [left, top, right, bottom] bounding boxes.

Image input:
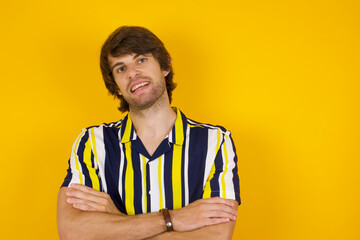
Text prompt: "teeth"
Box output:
[[131, 82, 149, 92]]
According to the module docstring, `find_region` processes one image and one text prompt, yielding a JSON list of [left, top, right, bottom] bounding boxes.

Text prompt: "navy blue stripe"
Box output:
[[121, 144, 127, 214], [164, 150, 173, 209], [119, 115, 129, 140], [61, 158, 72, 187], [132, 149, 143, 214], [171, 127, 176, 142], [210, 136, 225, 197], [77, 131, 92, 188], [130, 124, 135, 140], [146, 161, 151, 212], [90, 150, 103, 191], [90, 148, 103, 191], [103, 126, 125, 213], [229, 135, 241, 204], [188, 125, 208, 203], [180, 111, 188, 137], [181, 136, 186, 207]]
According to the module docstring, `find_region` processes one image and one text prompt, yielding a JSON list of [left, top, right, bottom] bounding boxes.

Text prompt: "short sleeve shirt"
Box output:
[[62, 108, 240, 215]]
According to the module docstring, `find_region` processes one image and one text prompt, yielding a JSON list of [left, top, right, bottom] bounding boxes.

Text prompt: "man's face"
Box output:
[[108, 53, 170, 111]]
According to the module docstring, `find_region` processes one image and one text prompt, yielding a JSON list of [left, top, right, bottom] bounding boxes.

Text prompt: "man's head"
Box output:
[[100, 26, 176, 112]]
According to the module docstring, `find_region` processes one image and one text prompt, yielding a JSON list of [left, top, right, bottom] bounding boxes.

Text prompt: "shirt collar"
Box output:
[[120, 107, 186, 146]]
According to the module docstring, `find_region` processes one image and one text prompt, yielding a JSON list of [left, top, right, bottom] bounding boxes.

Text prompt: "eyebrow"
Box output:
[[110, 53, 148, 72]]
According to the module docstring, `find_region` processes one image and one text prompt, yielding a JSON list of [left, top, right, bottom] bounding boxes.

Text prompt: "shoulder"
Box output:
[[181, 111, 231, 138], [78, 116, 128, 135]]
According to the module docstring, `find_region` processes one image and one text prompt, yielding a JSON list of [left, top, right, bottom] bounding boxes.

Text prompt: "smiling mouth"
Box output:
[[131, 82, 149, 92]]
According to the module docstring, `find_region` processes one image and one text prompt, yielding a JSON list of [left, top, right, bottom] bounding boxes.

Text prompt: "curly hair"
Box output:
[[100, 26, 176, 112]]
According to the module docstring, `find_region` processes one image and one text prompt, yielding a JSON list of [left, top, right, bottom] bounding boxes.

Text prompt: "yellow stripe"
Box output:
[[175, 110, 184, 144], [202, 129, 222, 198], [73, 131, 85, 185], [122, 115, 132, 142], [90, 128, 100, 190], [172, 144, 182, 209], [124, 142, 135, 215], [221, 135, 229, 198], [203, 163, 215, 199], [172, 113, 184, 209], [158, 155, 164, 209], [188, 124, 204, 128], [142, 155, 148, 213], [84, 136, 100, 191]]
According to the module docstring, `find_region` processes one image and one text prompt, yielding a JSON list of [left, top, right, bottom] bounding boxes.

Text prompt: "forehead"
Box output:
[[108, 53, 153, 66]]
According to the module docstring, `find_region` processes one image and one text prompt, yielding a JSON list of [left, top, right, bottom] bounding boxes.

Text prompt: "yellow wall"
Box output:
[[0, 0, 359, 239]]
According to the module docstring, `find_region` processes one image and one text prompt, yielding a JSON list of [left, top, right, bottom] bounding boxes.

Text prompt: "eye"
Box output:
[[117, 66, 126, 73], [138, 58, 146, 63]]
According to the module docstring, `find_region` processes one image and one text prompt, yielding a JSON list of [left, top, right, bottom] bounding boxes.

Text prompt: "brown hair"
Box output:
[[100, 26, 176, 112]]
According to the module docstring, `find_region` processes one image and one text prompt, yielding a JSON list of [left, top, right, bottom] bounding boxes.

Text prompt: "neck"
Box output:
[[129, 102, 177, 140]]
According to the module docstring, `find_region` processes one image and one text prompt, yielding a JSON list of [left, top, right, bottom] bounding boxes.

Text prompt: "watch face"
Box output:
[[166, 222, 172, 227]]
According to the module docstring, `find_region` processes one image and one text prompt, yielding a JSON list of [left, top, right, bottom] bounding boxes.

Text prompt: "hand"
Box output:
[[170, 197, 238, 232], [65, 183, 122, 215]]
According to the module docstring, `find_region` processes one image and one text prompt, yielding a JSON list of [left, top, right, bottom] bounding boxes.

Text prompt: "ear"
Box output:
[[162, 69, 170, 77], [117, 89, 122, 96], [162, 57, 172, 77]]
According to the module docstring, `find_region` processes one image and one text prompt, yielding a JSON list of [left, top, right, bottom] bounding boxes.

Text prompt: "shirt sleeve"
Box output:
[[61, 128, 102, 191], [202, 130, 241, 204]]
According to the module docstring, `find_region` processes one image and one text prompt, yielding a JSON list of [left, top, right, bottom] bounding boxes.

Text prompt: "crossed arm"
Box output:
[[57, 184, 238, 240]]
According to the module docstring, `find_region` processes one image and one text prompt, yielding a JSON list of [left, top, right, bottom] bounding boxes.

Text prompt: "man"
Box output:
[[57, 26, 241, 240]]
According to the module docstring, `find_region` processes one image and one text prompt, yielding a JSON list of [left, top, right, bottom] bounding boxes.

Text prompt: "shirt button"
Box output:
[[149, 191, 152, 195]]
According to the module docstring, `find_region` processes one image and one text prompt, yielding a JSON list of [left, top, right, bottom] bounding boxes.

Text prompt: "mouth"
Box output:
[[131, 82, 149, 93]]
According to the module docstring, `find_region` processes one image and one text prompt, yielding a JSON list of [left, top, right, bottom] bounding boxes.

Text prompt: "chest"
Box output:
[[97, 135, 216, 215]]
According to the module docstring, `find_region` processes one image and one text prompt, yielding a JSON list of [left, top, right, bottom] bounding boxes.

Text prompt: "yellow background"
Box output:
[[0, 0, 359, 239]]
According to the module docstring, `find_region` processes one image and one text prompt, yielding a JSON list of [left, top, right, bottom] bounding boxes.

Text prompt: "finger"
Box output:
[[66, 189, 106, 204], [200, 197, 235, 206], [203, 210, 237, 220], [69, 184, 104, 197], [72, 203, 99, 212], [203, 217, 231, 226], [67, 197, 107, 212], [203, 203, 238, 216], [193, 200, 237, 216]]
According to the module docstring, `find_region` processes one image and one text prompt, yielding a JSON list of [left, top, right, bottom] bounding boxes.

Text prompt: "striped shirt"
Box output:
[[62, 108, 240, 215]]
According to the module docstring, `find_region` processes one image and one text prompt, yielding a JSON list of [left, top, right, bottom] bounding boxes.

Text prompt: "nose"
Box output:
[[127, 63, 140, 80]]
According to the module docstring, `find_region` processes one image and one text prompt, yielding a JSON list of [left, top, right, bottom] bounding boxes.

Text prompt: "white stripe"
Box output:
[[69, 130, 86, 186], [203, 128, 219, 187], [184, 125, 190, 206], [168, 129, 173, 143], [149, 159, 160, 212], [187, 119, 227, 134], [93, 126, 107, 192], [160, 155, 166, 208], [140, 154, 147, 213], [219, 144, 226, 198], [118, 127, 125, 200], [224, 133, 236, 199]]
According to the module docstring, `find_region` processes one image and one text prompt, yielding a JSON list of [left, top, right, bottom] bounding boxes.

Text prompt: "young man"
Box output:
[[57, 26, 241, 240]]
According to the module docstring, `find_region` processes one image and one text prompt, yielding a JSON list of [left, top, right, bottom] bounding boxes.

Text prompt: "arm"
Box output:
[[57, 187, 167, 240], [57, 185, 238, 240], [147, 200, 239, 240]]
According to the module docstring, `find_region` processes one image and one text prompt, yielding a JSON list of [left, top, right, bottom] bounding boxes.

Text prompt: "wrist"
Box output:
[[160, 208, 174, 232]]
